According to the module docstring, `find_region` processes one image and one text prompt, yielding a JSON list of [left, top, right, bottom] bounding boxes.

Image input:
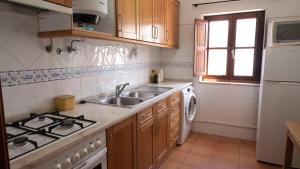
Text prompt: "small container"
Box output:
[[55, 95, 75, 111]]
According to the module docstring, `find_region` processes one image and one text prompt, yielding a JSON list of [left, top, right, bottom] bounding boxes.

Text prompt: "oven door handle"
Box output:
[[73, 148, 107, 169]]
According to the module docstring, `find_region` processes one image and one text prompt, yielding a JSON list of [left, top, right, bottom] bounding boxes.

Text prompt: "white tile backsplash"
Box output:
[[0, 9, 161, 122]]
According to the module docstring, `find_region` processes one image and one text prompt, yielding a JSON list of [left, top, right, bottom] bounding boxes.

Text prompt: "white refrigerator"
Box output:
[[257, 46, 300, 167]]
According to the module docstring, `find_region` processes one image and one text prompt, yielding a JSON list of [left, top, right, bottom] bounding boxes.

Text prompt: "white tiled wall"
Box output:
[[192, 83, 259, 141], [0, 9, 160, 122]]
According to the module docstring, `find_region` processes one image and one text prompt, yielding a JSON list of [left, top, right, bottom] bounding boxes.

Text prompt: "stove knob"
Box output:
[[88, 143, 95, 153], [71, 153, 80, 164], [62, 157, 71, 169], [53, 163, 62, 169], [80, 148, 88, 158], [95, 140, 102, 149]]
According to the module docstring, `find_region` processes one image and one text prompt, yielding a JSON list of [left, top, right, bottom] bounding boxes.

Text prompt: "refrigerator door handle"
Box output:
[[264, 80, 300, 86]]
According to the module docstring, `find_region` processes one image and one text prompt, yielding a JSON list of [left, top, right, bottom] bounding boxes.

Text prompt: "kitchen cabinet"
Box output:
[[116, 0, 139, 40], [107, 115, 137, 169], [139, 0, 167, 44], [45, 0, 72, 7], [107, 92, 182, 169], [166, 0, 179, 46], [154, 101, 169, 167], [37, 0, 179, 48], [139, 0, 154, 42], [154, 0, 167, 44], [0, 81, 9, 169], [168, 92, 181, 147], [137, 107, 156, 169]]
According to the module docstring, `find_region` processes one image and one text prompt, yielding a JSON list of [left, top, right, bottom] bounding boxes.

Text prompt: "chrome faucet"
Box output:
[[115, 83, 129, 97]]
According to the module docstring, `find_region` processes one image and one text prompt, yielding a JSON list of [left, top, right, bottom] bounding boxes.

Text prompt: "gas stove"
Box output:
[[6, 110, 97, 161]]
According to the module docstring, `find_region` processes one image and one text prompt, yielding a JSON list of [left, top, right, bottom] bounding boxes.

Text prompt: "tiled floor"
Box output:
[[160, 132, 281, 169]]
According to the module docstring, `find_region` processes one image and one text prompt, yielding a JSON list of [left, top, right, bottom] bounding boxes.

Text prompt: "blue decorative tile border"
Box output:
[[0, 62, 161, 87], [161, 62, 193, 68]]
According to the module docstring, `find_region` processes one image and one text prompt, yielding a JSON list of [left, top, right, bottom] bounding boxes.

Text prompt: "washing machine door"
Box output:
[[186, 93, 196, 122]]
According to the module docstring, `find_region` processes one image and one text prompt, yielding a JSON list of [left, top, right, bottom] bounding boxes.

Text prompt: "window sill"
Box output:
[[199, 80, 260, 86]]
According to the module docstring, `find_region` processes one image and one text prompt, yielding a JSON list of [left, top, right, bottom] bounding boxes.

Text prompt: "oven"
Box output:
[[73, 148, 107, 169]]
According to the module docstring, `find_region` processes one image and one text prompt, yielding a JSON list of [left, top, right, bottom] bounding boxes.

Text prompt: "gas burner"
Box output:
[[38, 116, 46, 121], [13, 137, 28, 147], [61, 119, 75, 128], [6, 110, 96, 160]]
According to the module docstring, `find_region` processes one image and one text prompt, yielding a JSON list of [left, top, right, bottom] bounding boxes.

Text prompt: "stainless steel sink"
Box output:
[[85, 86, 173, 108], [99, 97, 143, 106], [121, 91, 159, 100]]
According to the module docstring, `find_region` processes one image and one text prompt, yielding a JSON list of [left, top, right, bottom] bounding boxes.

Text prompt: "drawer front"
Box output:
[[170, 92, 181, 105], [157, 98, 168, 113], [137, 107, 154, 126], [169, 103, 180, 117], [170, 113, 180, 129]]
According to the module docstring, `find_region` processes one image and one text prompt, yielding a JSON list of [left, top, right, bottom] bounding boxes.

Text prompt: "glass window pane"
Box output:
[[208, 49, 227, 75], [234, 49, 254, 76], [209, 20, 229, 47], [236, 18, 257, 47]]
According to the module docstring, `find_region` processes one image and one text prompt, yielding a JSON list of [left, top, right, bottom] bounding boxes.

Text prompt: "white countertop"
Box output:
[[10, 80, 192, 169]]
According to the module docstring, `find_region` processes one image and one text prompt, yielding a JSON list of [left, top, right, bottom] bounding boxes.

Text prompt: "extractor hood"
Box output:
[[6, 0, 72, 14]]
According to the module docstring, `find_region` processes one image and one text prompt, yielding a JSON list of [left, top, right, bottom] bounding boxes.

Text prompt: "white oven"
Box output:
[[73, 148, 107, 169], [267, 16, 300, 46]]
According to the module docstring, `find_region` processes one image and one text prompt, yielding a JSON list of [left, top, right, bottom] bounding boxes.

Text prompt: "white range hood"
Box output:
[[7, 0, 72, 14]]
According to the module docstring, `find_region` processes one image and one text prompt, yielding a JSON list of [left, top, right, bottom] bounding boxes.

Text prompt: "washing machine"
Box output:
[[177, 86, 197, 145]]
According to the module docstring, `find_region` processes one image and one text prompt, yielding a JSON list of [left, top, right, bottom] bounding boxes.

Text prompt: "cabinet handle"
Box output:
[[155, 27, 159, 39], [118, 14, 123, 31], [156, 122, 160, 135], [166, 30, 169, 41], [152, 26, 155, 39]]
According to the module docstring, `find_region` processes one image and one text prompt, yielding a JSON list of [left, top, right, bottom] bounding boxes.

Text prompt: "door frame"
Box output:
[[0, 81, 10, 169]]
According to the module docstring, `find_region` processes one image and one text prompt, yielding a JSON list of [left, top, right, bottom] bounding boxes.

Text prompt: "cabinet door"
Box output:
[[166, 0, 179, 46], [153, 0, 166, 44], [155, 108, 169, 167], [107, 115, 137, 169], [137, 119, 156, 169], [116, 0, 139, 39], [139, 0, 154, 42]]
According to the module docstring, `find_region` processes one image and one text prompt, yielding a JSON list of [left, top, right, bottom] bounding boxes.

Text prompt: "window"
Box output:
[[203, 11, 265, 83]]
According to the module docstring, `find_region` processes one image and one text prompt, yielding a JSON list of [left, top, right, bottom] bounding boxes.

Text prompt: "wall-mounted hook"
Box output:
[[45, 38, 53, 53], [67, 38, 84, 53]]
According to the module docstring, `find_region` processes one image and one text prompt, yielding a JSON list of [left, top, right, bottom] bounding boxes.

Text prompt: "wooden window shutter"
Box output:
[[194, 19, 208, 77]]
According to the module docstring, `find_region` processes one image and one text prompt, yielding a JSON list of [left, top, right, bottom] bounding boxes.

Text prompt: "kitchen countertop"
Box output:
[[10, 80, 192, 169], [286, 122, 300, 149]]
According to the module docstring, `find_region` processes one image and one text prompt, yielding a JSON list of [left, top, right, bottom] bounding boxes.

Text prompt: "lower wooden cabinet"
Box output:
[[137, 115, 156, 169], [107, 92, 182, 169], [107, 115, 137, 169]]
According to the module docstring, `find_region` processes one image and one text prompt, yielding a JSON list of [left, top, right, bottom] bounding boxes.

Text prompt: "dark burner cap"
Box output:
[[13, 137, 28, 146], [61, 119, 75, 128], [38, 116, 46, 121]]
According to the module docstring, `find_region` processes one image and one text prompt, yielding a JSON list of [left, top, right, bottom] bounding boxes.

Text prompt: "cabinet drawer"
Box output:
[[170, 92, 180, 105], [157, 98, 168, 113], [169, 103, 180, 116], [137, 107, 154, 126], [170, 114, 180, 129]]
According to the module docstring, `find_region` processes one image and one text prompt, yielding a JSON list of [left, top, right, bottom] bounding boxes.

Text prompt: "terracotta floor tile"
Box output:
[[211, 157, 239, 169], [186, 132, 200, 144], [176, 142, 194, 153], [160, 160, 181, 169], [189, 144, 215, 156], [168, 150, 189, 163], [182, 153, 213, 169], [161, 132, 281, 169]]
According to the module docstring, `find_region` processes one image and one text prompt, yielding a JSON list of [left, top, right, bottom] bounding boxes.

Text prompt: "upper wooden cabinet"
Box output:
[[107, 115, 137, 169], [45, 0, 72, 7], [166, 0, 179, 47], [154, 0, 167, 44], [139, 0, 167, 44], [116, 0, 139, 40], [139, 0, 154, 42]]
